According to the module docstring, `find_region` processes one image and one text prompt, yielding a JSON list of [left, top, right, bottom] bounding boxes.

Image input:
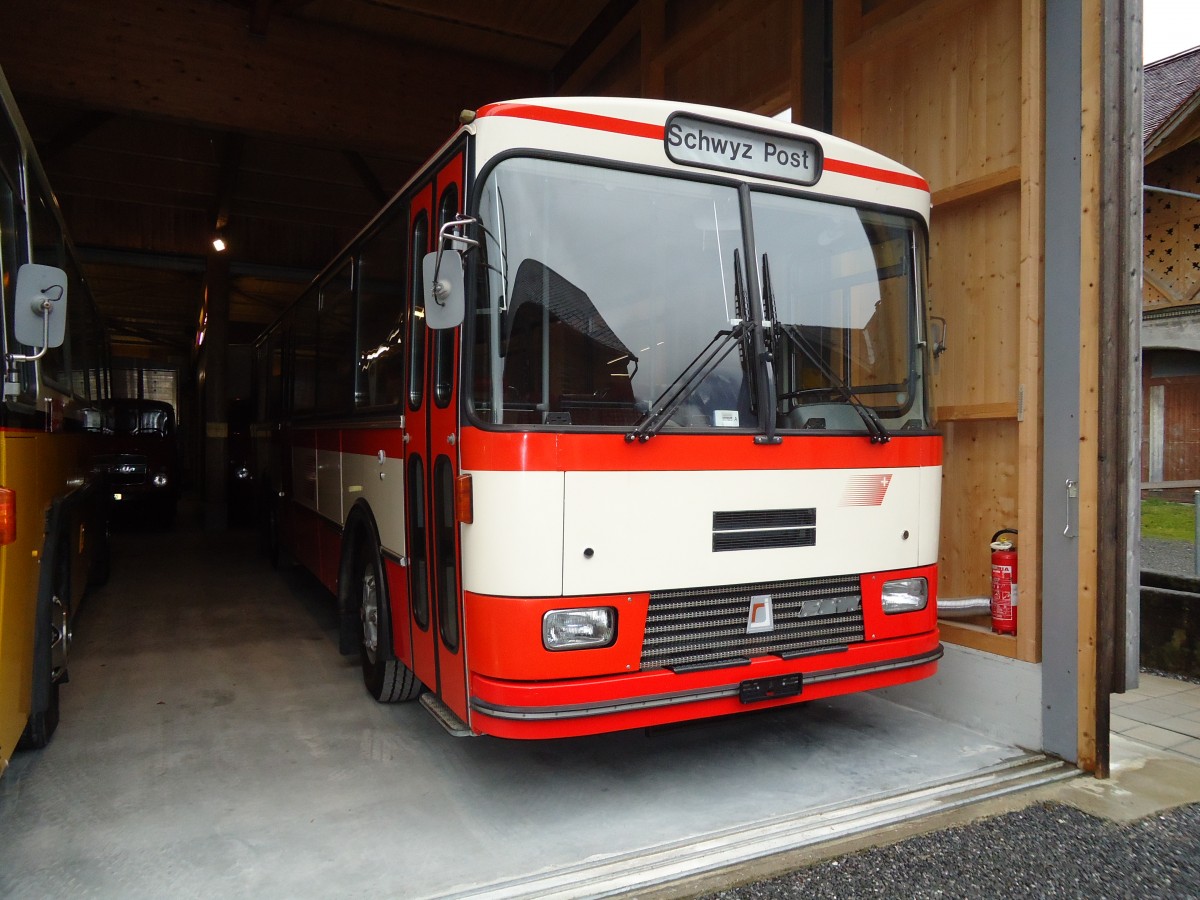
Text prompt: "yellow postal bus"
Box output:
[[0, 65, 112, 776]]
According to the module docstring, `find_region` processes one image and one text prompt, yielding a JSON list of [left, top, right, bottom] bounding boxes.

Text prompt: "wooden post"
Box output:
[[202, 247, 230, 531]]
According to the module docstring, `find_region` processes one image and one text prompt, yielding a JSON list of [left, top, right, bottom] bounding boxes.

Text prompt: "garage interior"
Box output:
[[0, 0, 1142, 896]]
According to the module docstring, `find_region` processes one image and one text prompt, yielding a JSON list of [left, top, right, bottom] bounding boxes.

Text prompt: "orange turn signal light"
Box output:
[[0, 486, 15, 545], [455, 474, 473, 525]]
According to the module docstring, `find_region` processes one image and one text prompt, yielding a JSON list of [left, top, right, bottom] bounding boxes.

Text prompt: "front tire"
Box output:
[[19, 546, 68, 750], [353, 533, 421, 703]]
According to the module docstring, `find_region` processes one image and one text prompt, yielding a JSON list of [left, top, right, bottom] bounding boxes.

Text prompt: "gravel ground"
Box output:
[[702, 801, 1200, 900], [1141, 537, 1196, 577], [697, 538, 1200, 899]]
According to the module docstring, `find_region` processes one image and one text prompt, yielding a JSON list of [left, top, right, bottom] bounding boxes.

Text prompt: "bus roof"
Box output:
[[472, 97, 930, 223]]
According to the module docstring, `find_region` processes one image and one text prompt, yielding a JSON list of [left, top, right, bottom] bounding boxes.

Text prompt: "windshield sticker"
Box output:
[[665, 114, 821, 186], [713, 410, 740, 427]]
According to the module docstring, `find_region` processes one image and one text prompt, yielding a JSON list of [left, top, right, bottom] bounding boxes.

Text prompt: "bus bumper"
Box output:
[[467, 631, 942, 739]]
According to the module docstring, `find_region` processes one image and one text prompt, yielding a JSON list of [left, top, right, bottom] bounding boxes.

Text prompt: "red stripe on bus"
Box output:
[[459, 428, 941, 472], [477, 102, 665, 140], [476, 103, 927, 193], [823, 157, 930, 193]]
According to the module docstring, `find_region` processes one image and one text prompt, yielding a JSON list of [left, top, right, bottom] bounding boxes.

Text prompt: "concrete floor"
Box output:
[[0, 508, 1049, 899]]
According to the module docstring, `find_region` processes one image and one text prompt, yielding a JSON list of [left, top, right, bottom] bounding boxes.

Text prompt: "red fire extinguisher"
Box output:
[[990, 529, 1018, 635]]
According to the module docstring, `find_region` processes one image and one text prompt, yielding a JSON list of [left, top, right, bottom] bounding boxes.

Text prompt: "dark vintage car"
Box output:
[[90, 399, 180, 525]]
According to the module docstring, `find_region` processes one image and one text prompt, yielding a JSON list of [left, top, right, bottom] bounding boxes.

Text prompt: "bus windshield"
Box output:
[[470, 156, 928, 434], [753, 193, 927, 432]]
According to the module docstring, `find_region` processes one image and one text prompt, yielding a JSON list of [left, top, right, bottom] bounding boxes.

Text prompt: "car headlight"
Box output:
[[881, 577, 928, 614], [542, 608, 616, 650], [152, 473, 169, 488]]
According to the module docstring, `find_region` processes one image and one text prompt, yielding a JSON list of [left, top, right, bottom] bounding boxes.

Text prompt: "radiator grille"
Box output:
[[712, 507, 816, 552], [641, 575, 863, 671], [105, 458, 148, 486]]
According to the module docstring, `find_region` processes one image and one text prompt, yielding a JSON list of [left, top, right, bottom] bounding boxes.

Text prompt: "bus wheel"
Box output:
[[19, 548, 68, 749], [354, 535, 421, 703]]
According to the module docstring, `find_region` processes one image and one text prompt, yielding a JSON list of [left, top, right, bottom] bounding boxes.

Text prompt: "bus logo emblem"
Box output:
[[747, 594, 774, 634]]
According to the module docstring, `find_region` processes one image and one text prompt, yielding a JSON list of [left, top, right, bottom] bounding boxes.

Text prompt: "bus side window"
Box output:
[[0, 173, 18, 345], [316, 262, 354, 414], [408, 210, 429, 411], [66, 255, 93, 401], [29, 188, 70, 392], [433, 185, 458, 409], [357, 213, 406, 409], [291, 289, 318, 414]]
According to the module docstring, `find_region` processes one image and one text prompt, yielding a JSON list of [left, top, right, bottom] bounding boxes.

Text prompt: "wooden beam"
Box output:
[[1076, 0, 1104, 774], [936, 620, 1019, 657], [3, 0, 542, 159], [1017, 0, 1046, 669], [839, 0, 971, 63], [931, 166, 1021, 209], [936, 402, 1020, 422], [650, 0, 758, 70], [38, 110, 115, 161], [343, 151, 390, 207], [553, 0, 639, 91], [1144, 269, 1184, 305], [641, 0, 666, 99], [211, 132, 245, 233]]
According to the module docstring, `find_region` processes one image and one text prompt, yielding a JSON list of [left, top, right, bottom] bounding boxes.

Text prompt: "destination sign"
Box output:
[[665, 114, 822, 186]]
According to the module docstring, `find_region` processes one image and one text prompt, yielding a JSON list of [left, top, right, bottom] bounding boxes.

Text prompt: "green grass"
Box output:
[[1142, 498, 1198, 542]]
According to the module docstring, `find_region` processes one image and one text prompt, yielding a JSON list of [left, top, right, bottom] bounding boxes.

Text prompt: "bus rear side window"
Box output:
[[408, 211, 429, 410], [357, 214, 407, 409]]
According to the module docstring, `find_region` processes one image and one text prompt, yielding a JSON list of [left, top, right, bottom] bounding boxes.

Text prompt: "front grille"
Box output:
[[109, 464, 147, 486], [640, 575, 863, 671]]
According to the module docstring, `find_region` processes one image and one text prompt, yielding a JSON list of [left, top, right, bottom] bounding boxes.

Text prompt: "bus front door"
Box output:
[[404, 152, 470, 725]]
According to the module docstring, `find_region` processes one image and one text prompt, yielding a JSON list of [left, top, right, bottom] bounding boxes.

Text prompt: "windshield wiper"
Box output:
[[762, 254, 890, 444], [625, 320, 747, 443]]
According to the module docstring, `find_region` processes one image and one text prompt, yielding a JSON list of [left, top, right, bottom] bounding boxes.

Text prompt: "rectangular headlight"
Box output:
[[542, 607, 616, 650], [881, 577, 928, 614]]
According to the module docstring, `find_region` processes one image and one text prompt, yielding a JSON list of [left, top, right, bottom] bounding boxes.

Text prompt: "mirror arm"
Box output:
[[430, 215, 479, 305], [8, 296, 54, 364], [4, 296, 53, 397]]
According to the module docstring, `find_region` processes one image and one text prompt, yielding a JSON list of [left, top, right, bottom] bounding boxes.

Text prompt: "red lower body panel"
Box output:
[[468, 630, 941, 739]]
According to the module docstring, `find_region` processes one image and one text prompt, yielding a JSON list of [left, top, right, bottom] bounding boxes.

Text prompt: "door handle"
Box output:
[[1064, 479, 1078, 538]]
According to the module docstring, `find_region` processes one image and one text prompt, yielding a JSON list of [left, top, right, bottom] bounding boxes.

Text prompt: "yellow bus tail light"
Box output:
[[0, 487, 15, 545], [455, 474, 473, 525]]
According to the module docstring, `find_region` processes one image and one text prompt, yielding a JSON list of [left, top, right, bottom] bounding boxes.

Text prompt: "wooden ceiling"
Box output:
[[3, 0, 621, 355]]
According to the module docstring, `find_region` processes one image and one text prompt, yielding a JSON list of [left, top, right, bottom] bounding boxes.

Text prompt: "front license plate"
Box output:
[[739, 674, 802, 704]]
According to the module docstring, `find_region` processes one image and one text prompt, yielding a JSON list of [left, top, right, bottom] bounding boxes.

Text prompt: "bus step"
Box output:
[[420, 692, 474, 737]]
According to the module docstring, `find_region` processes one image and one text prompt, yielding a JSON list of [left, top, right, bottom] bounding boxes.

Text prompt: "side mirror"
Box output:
[[422, 215, 479, 331], [929, 315, 947, 358], [14, 263, 68, 349], [422, 249, 465, 331]]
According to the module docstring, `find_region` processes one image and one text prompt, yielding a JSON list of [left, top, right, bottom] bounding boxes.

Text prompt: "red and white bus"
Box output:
[[255, 98, 942, 739]]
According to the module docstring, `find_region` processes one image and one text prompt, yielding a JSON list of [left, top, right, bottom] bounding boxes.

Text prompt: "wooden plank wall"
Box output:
[[560, 0, 1046, 664], [834, 0, 1043, 663]]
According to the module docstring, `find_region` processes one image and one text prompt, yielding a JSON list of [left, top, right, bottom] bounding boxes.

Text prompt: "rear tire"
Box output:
[[353, 531, 421, 703]]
